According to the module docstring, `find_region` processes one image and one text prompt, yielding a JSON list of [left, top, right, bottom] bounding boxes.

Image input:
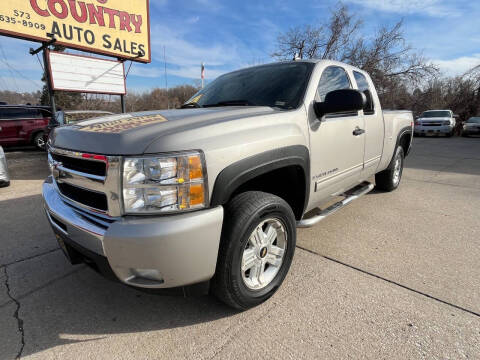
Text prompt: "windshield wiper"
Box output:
[[180, 102, 203, 109], [203, 100, 254, 107]]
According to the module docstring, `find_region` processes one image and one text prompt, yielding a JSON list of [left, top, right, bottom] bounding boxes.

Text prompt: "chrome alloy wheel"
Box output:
[[392, 154, 402, 186], [241, 218, 287, 290]]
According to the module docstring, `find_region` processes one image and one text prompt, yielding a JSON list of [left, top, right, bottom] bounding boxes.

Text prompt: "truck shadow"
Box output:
[[0, 194, 238, 358]]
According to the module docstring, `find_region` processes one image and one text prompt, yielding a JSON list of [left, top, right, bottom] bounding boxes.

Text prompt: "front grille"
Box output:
[[423, 123, 442, 127], [50, 147, 121, 216], [52, 153, 106, 176], [57, 182, 108, 211]]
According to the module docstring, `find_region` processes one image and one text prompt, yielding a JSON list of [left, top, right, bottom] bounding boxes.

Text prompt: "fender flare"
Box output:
[[210, 145, 310, 213], [396, 126, 413, 157]]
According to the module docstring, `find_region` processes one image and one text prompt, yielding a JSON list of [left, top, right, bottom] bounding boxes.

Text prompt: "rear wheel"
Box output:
[[375, 146, 404, 192], [211, 191, 296, 310], [33, 132, 46, 150]]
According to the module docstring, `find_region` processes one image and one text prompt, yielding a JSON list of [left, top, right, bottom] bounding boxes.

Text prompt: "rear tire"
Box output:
[[375, 146, 404, 192], [33, 132, 46, 150], [211, 191, 296, 310]]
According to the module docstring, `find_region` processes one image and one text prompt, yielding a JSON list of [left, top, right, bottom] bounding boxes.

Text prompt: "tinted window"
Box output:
[[467, 117, 480, 124], [187, 63, 315, 110], [354, 71, 375, 115], [317, 66, 352, 102], [421, 111, 451, 118], [0, 108, 43, 119]]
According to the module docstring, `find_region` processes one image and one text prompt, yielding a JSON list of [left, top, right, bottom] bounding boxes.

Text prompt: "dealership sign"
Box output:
[[0, 0, 151, 63], [48, 51, 126, 94]]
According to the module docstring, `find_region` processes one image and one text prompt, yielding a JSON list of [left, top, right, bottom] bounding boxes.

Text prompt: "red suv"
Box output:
[[0, 105, 52, 150]]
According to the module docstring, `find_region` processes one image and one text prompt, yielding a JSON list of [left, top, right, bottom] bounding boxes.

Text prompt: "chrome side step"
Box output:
[[297, 182, 374, 228]]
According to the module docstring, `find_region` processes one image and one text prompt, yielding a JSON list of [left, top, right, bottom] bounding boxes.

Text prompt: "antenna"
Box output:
[[164, 45, 169, 109]]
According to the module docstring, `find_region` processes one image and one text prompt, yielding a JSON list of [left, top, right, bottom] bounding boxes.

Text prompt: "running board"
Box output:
[[297, 182, 375, 228]]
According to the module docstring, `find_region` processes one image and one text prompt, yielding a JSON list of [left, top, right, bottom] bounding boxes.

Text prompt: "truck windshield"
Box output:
[[184, 62, 315, 110], [421, 111, 451, 118]]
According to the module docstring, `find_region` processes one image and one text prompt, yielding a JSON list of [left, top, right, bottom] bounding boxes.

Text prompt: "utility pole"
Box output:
[[164, 45, 169, 110]]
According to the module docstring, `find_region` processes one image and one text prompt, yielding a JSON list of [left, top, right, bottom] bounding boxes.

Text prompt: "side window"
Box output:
[[25, 109, 42, 119], [0, 108, 28, 119], [353, 71, 375, 115], [317, 66, 352, 102]]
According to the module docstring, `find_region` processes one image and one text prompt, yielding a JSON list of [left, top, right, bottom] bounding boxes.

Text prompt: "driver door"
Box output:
[[308, 65, 366, 207]]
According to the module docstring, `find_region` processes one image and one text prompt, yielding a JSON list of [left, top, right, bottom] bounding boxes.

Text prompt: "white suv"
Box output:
[[414, 110, 456, 137]]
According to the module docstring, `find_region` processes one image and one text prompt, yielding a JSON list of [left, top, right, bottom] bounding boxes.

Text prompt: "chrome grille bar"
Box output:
[[48, 147, 123, 217]]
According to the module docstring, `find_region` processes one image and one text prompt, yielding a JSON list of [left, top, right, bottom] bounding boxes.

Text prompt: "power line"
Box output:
[[0, 43, 43, 91]]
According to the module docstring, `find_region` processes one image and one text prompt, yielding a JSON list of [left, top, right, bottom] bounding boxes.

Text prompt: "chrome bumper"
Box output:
[[43, 177, 224, 288], [414, 125, 453, 134]]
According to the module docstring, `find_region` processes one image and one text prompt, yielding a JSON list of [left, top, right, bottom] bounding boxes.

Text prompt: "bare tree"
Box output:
[[272, 4, 361, 61], [272, 2, 438, 109]]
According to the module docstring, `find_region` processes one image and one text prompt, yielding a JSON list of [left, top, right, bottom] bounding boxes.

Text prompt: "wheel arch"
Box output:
[[396, 127, 413, 157], [210, 145, 310, 220], [30, 129, 45, 144]]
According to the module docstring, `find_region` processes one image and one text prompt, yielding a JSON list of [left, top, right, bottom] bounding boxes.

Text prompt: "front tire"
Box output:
[[211, 191, 296, 310], [375, 146, 404, 192]]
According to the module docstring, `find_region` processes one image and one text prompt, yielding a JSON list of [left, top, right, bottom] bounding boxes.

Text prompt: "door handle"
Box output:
[[353, 127, 365, 136]]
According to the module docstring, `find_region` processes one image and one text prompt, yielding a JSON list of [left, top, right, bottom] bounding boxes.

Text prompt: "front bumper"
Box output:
[[43, 177, 224, 289], [414, 125, 453, 135], [463, 127, 480, 135]]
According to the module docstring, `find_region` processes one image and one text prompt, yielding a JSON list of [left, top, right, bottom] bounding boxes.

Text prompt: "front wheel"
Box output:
[[375, 146, 404, 192], [211, 191, 296, 310]]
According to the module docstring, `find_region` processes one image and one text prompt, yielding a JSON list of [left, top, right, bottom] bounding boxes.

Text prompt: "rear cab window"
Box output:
[[353, 71, 375, 115]]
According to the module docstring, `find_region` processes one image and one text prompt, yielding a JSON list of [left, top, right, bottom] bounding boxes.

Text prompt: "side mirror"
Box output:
[[314, 89, 366, 119], [453, 114, 459, 119]]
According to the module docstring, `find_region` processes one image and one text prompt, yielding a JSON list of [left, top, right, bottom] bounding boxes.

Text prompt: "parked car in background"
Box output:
[[44, 110, 114, 143], [414, 110, 456, 137], [462, 117, 480, 137], [0, 105, 52, 150], [0, 145, 9, 188]]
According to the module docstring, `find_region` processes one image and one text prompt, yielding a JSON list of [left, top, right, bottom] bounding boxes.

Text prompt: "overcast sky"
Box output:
[[0, 0, 479, 93]]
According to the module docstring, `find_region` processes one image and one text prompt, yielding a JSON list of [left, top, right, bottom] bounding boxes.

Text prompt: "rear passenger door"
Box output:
[[353, 71, 384, 178], [308, 65, 366, 206]]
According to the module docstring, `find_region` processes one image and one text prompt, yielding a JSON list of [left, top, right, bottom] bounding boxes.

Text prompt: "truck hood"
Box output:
[[50, 107, 276, 155]]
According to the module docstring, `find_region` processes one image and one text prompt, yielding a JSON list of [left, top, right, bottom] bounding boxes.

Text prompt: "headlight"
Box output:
[[443, 121, 451, 125], [122, 151, 208, 214]]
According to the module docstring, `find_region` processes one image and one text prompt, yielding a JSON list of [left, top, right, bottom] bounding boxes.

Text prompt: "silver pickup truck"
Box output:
[[43, 60, 413, 309]]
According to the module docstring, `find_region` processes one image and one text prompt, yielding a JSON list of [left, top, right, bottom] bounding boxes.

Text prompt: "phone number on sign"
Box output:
[[1, 9, 46, 30], [0, 15, 46, 30]]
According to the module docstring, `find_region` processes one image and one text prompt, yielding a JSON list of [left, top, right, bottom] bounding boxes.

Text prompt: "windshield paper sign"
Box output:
[[0, 0, 151, 63]]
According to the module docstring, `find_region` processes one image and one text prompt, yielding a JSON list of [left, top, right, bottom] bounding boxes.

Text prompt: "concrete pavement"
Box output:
[[1, 137, 479, 359]]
